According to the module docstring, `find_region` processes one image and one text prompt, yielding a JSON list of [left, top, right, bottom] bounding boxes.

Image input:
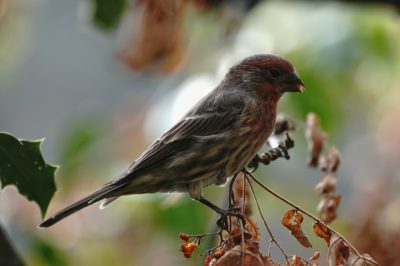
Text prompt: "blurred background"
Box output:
[[1, 0, 400, 265]]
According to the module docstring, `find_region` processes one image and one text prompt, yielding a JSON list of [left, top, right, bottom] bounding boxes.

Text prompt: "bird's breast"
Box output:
[[225, 104, 276, 175]]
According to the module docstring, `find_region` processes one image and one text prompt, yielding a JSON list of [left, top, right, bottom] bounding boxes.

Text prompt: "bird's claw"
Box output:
[[216, 207, 246, 231], [246, 155, 260, 173]]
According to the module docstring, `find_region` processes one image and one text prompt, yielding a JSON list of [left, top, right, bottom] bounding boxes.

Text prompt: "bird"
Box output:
[[39, 54, 304, 228]]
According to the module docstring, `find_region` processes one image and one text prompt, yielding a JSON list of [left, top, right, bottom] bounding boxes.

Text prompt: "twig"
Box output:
[[246, 171, 363, 258], [246, 173, 290, 263], [240, 176, 246, 266], [248, 134, 294, 172]]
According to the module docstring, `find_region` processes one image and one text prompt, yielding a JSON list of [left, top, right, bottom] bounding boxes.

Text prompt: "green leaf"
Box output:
[[0, 132, 57, 217], [31, 238, 68, 266], [91, 0, 126, 31], [156, 199, 208, 234]]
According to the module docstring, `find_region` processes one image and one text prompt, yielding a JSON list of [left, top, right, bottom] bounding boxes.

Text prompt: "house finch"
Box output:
[[40, 54, 303, 227]]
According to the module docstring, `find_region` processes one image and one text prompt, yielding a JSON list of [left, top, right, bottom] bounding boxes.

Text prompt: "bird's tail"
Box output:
[[39, 182, 126, 228]]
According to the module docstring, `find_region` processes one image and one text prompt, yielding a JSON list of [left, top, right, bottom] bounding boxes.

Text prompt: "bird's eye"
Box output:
[[269, 69, 280, 78]]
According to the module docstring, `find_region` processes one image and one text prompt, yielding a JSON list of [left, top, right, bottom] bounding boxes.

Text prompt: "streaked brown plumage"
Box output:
[[40, 54, 303, 227]]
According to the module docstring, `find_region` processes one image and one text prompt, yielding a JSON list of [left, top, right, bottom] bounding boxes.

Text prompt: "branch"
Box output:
[[246, 172, 366, 259]]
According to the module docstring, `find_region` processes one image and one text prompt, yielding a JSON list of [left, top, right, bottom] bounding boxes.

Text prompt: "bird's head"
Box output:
[[230, 54, 304, 98]]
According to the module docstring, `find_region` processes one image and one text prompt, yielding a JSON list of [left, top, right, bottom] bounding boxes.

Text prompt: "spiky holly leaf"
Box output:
[[0, 132, 57, 217]]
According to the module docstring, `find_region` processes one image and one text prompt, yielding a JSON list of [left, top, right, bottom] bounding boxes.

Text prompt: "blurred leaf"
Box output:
[[0, 132, 57, 217], [281, 209, 312, 248], [353, 12, 396, 61], [313, 222, 331, 245], [31, 238, 68, 266], [328, 234, 350, 266], [62, 125, 97, 161], [156, 199, 207, 234], [287, 68, 340, 133], [58, 119, 105, 187], [91, 0, 126, 31], [120, 0, 186, 73]]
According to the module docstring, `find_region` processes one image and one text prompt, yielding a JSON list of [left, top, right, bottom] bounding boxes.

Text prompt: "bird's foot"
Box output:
[[246, 155, 260, 172], [197, 196, 246, 231], [216, 207, 246, 231]]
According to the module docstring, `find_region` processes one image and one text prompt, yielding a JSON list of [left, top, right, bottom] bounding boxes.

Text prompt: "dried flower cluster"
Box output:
[[305, 113, 342, 223]]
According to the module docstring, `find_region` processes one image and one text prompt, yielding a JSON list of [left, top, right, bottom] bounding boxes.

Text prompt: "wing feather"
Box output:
[[115, 90, 246, 183]]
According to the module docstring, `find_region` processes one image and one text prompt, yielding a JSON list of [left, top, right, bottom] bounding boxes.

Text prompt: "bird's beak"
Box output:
[[282, 73, 304, 93]]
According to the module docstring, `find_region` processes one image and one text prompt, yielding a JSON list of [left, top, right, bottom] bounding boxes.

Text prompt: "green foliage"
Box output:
[[286, 66, 341, 133], [31, 238, 68, 266], [91, 0, 126, 31], [156, 199, 208, 234], [352, 11, 397, 61], [58, 120, 104, 187], [62, 126, 97, 161], [0, 132, 57, 217]]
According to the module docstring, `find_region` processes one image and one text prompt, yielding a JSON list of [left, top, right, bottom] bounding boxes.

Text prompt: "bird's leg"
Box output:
[[198, 196, 245, 231], [228, 172, 240, 209]]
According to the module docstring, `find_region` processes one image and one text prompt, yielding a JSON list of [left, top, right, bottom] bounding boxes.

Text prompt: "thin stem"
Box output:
[[188, 232, 221, 239], [267, 240, 273, 257], [245, 172, 289, 263], [350, 255, 379, 266], [202, 240, 224, 257], [240, 175, 246, 266], [246, 171, 362, 257]]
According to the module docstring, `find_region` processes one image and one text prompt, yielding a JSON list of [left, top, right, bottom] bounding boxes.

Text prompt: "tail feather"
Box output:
[[39, 183, 127, 228], [99, 196, 119, 209]]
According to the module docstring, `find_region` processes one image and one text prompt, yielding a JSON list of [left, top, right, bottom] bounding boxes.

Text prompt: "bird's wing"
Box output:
[[40, 91, 247, 227], [121, 91, 246, 178]]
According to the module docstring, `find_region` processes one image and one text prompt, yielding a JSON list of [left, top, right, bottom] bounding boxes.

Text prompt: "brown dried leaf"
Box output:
[[313, 222, 331, 245], [281, 209, 297, 227], [328, 234, 350, 266], [318, 156, 329, 172], [227, 227, 255, 247], [281, 209, 312, 248], [291, 255, 306, 266], [317, 195, 341, 224], [305, 113, 328, 168], [216, 245, 264, 266], [262, 256, 280, 266], [233, 173, 252, 216], [327, 146, 341, 172], [291, 227, 312, 248], [0, 0, 8, 19], [348, 253, 379, 266], [120, 0, 186, 73], [315, 174, 337, 195], [309, 251, 321, 261], [245, 218, 261, 241]]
